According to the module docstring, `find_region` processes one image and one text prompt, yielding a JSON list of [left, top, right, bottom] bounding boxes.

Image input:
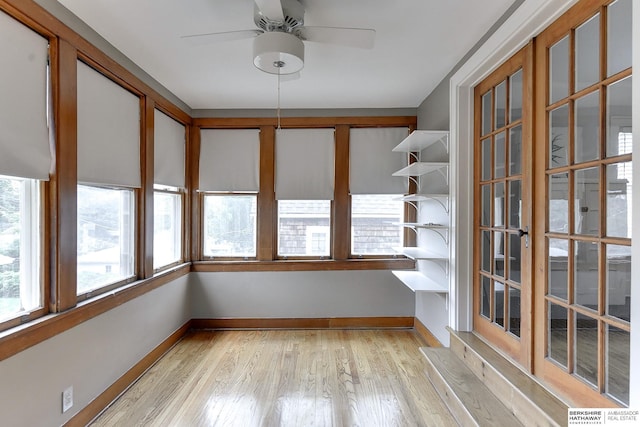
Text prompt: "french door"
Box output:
[[473, 44, 533, 368], [473, 0, 632, 407], [534, 0, 632, 407]]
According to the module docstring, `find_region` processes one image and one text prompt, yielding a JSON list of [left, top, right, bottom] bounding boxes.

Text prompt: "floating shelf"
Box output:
[[393, 222, 447, 229], [392, 130, 449, 153], [393, 223, 449, 244], [393, 247, 448, 260], [397, 193, 449, 212], [392, 162, 448, 177], [392, 270, 448, 293]]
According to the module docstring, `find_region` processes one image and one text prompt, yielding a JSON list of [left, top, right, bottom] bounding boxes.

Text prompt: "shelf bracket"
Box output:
[[423, 227, 449, 245], [436, 167, 449, 184], [422, 195, 449, 213]]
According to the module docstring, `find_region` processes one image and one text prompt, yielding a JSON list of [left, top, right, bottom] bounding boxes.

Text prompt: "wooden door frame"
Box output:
[[472, 43, 534, 370]]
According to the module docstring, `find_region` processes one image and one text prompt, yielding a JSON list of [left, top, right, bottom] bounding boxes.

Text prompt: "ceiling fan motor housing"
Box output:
[[254, 0, 304, 32], [253, 32, 304, 74]]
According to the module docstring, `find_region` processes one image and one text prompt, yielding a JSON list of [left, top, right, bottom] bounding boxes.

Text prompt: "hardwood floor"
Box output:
[[90, 329, 457, 427]]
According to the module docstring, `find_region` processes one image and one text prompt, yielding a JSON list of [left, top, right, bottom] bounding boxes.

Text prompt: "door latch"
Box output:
[[518, 226, 529, 248]]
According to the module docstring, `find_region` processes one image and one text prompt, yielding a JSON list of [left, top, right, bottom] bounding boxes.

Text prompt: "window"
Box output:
[[77, 185, 135, 295], [351, 194, 404, 255], [203, 194, 257, 258], [153, 188, 182, 269], [278, 200, 331, 257], [0, 176, 41, 322]]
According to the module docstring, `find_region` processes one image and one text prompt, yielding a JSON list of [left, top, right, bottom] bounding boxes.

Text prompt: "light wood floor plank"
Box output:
[[90, 329, 457, 427]]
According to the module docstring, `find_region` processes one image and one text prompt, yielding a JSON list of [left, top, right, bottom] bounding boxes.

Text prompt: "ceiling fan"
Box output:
[[182, 0, 376, 75]]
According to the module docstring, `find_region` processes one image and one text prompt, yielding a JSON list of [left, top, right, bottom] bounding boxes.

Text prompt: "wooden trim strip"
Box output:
[[66, 321, 192, 427], [0, 264, 190, 362], [191, 317, 414, 330], [414, 318, 443, 347], [191, 258, 415, 272], [193, 116, 417, 128]]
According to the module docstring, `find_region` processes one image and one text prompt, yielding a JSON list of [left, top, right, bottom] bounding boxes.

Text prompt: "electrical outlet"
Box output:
[[62, 386, 73, 413]]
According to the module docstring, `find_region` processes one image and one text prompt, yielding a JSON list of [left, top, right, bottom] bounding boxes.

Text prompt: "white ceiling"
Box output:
[[57, 0, 515, 110]]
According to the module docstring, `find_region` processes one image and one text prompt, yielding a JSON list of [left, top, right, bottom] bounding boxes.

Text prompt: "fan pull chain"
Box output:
[[277, 71, 281, 129]]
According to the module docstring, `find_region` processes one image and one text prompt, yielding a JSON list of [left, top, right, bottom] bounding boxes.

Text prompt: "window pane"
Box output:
[[548, 238, 568, 300], [203, 195, 256, 257], [607, 162, 632, 239], [480, 275, 491, 319], [481, 184, 491, 227], [153, 191, 182, 269], [77, 185, 135, 295], [549, 172, 569, 233], [509, 69, 523, 123], [494, 280, 504, 327], [575, 14, 600, 92], [575, 167, 600, 236], [494, 132, 506, 179], [607, 0, 632, 77], [574, 313, 598, 387], [606, 76, 632, 157], [550, 105, 569, 167], [575, 91, 600, 163], [494, 182, 505, 227], [0, 177, 41, 321], [481, 230, 491, 273], [481, 91, 492, 136], [574, 241, 598, 310], [550, 35, 569, 104], [548, 302, 568, 368], [508, 180, 522, 229], [494, 231, 505, 277], [508, 233, 521, 284], [508, 286, 521, 337], [606, 244, 631, 322], [606, 325, 630, 405], [481, 138, 491, 181], [495, 81, 506, 129], [278, 200, 330, 257], [351, 195, 403, 255], [509, 125, 522, 175]]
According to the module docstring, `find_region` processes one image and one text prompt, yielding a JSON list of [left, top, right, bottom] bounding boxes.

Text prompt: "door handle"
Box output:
[[518, 226, 529, 248]]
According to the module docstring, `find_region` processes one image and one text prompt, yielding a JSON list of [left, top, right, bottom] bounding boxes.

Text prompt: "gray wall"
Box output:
[[191, 270, 415, 319], [416, 0, 524, 130], [0, 275, 190, 426]]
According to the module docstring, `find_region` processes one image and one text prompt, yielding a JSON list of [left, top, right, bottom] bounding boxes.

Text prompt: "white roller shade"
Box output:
[[199, 129, 260, 192], [350, 127, 409, 194], [77, 61, 141, 187], [154, 109, 185, 188], [275, 128, 335, 200], [0, 11, 51, 180]]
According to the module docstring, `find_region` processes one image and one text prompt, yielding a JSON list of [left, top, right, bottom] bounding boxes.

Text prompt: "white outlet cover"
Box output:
[[62, 386, 73, 413]]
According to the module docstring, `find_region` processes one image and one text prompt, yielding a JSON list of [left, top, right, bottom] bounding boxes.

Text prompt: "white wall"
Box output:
[[0, 275, 190, 427], [190, 270, 414, 319]]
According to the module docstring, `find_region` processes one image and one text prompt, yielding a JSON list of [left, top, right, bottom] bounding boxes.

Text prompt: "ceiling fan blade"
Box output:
[[254, 0, 285, 22], [181, 29, 262, 45], [294, 26, 376, 49]]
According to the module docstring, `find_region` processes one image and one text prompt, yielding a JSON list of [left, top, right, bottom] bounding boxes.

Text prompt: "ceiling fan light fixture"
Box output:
[[253, 32, 304, 75]]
